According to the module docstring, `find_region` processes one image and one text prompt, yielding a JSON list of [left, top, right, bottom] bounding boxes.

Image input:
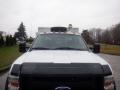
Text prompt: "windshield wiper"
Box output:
[[54, 47, 85, 50], [32, 47, 51, 50]]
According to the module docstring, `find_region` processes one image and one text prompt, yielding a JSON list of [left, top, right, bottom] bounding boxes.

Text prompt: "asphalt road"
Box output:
[[0, 54, 120, 90], [0, 71, 8, 90], [98, 54, 120, 90]]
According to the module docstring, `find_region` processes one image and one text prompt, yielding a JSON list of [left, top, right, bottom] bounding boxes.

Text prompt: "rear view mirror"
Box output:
[[93, 43, 100, 53]]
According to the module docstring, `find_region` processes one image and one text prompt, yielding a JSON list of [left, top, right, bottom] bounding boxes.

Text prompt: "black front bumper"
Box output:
[[11, 63, 112, 90]]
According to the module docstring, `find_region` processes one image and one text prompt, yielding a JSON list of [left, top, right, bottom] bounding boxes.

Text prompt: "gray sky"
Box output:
[[0, 0, 120, 37]]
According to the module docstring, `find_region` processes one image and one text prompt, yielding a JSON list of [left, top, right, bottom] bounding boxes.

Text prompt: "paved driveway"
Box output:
[[0, 72, 8, 90]]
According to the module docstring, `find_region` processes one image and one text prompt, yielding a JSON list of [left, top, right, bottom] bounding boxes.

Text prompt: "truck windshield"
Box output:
[[32, 34, 88, 50]]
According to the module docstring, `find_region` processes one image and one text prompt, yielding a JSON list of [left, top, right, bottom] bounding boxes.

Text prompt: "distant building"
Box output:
[[0, 31, 3, 35], [0, 31, 6, 36], [0, 31, 6, 41], [38, 27, 51, 33]]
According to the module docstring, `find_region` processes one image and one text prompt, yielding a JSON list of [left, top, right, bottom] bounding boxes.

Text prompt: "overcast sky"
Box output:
[[0, 0, 120, 37]]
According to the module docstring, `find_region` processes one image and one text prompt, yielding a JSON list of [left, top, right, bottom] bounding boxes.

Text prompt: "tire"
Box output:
[[5, 77, 8, 90]]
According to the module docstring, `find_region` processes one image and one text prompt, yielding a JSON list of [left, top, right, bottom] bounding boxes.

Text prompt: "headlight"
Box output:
[[7, 75, 19, 90], [104, 75, 116, 90]]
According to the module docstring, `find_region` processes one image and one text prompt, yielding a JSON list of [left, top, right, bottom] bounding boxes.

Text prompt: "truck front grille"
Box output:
[[19, 76, 104, 90]]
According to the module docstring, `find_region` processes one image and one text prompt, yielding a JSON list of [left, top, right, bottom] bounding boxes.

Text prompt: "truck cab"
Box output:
[[6, 27, 116, 90]]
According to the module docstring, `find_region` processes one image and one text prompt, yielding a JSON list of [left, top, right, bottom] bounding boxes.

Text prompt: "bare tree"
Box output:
[[112, 23, 120, 45], [89, 28, 102, 43], [101, 30, 113, 44]]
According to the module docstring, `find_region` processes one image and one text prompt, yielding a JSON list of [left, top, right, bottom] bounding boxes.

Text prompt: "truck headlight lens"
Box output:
[[104, 75, 115, 90], [8, 75, 19, 90]]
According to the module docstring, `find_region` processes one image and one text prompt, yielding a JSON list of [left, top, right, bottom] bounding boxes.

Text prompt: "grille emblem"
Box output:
[[55, 86, 71, 90]]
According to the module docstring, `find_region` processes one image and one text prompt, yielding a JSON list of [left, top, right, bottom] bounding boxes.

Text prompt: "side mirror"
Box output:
[[19, 43, 26, 53], [93, 43, 100, 53], [88, 45, 93, 51]]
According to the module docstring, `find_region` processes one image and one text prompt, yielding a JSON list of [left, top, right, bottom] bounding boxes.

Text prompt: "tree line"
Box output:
[[0, 35, 16, 47], [1, 22, 120, 47], [82, 23, 120, 45], [0, 22, 34, 47]]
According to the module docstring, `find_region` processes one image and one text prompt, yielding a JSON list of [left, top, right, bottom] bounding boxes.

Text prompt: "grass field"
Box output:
[[0, 45, 21, 71], [101, 44, 120, 55]]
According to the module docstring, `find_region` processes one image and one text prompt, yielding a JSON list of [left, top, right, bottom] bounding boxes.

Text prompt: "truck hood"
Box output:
[[13, 50, 109, 65]]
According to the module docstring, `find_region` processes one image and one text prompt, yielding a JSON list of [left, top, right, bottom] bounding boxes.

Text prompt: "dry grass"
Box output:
[[100, 44, 120, 55]]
